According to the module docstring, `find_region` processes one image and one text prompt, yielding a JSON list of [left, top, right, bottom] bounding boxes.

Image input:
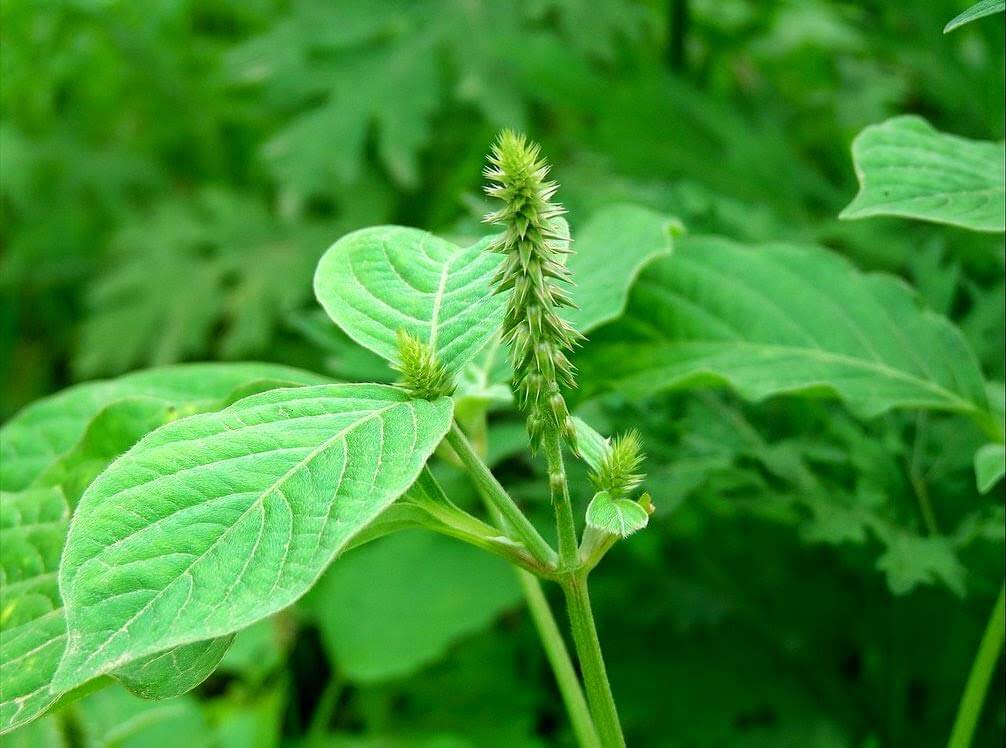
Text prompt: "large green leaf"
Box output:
[[302, 530, 521, 682], [974, 443, 1006, 493], [314, 227, 504, 376], [840, 116, 1005, 232], [566, 204, 681, 333], [54, 384, 453, 691], [1, 362, 328, 493], [578, 236, 994, 428]]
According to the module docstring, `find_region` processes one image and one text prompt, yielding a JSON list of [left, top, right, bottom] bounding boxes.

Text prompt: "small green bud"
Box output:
[[590, 429, 646, 499], [393, 329, 455, 400]]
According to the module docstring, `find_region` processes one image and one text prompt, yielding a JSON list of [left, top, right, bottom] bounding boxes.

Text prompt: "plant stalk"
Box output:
[[948, 581, 1005, 748], [446, 423, 556, 567], [543, 430, 579, 571], [450, 418, 599, 746], [542, 430, 624, 746], [518, 570, 602, 748], [562, 573, 626, 747]]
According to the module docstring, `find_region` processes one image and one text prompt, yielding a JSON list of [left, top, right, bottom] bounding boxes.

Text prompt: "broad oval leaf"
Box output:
[[840, 116, 1005, 232], [314, 227, 505, 376], [302, 530, 522, 683], [566, 204, 681, 333], [1, 362, 329, 493], [54, 384, 452, 691], [578, 236, 994, 429]]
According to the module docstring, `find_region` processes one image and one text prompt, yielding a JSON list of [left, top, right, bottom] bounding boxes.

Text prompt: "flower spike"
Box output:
[[483, 130, 581, 450], [393, 329, 455, 400]]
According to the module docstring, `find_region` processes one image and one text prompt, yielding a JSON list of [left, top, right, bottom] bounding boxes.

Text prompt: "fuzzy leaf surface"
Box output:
[[0, 487, 69, 732], [578, 236, 992, 424], [840, 116, 1005, 232], [54, 384, 452, 691], [314, 227, 504, 375], [113, 635, 235, 700], [585, 491, 649, 537]]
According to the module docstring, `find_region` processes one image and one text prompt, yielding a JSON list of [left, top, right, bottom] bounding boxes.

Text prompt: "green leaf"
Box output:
[[840, 116, 1005, 232], [578, 236, 993, 426], [1, 362, 328, 493], [113, 635, 234, 700], [875, 534, 966, 597], [314, 227, 504, 376], [0, 487, 68, 732], [585, 491, 649, 537], [572, 417, 611, 473], [944, 0, 1005, 32], [54, 384, 452, 691], [75, 192, 333, 377], [566, 204, 681, 333], [302, 530, 521, 682], [974, 443, 1006, 493]]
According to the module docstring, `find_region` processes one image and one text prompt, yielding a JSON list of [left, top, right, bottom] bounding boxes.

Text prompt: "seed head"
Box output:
[[591, 430, 646, 498], [483, 130, 581, 450], [393, 329, 455, 400]]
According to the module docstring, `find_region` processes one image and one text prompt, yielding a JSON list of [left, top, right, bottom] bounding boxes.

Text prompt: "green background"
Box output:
[[1, 1, 1004, 746]]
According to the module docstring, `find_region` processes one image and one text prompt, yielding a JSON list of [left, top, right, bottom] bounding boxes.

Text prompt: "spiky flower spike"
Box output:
[[483, 130, 581, 450], [394, 329, 456, 400], [591, 430, 646, 499]]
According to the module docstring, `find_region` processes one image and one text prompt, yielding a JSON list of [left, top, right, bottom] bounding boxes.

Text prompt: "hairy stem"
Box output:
[[562, 574, 626, 747], [544, 430, 579, 571], [948, 582, 1005, 748], [446, 423, 556, 567]]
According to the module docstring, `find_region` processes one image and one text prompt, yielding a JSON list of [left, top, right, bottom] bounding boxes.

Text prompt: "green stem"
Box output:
[[446, 423, 556, 567], [543, 430, 579, 571], [450, 418, 598, 746], [518, 571, 602, 748], [562, 574, 625, 747], [948, 582, 1005, 748], [542, 430, 623, 746]]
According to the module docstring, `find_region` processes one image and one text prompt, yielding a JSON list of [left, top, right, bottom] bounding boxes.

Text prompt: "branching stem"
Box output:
[[445, 423, 556, 567]]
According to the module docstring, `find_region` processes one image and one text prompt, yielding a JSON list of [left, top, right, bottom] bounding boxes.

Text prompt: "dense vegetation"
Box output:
[[1, 1, 1004, 746]]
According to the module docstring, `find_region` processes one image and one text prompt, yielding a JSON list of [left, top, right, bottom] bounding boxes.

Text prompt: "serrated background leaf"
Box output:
[[55, 384, 452, 690], [974, 443, 1006, 492], [840, 116, 1005, 232], [314, 227, 504, 375]]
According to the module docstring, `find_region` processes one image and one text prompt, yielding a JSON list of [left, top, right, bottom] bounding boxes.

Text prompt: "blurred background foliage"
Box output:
[[1, 0, 1004, 746]]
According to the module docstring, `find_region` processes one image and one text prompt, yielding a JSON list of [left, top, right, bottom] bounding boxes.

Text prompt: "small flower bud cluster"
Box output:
[[483, 131, 581, 449], [591, 430, 645, 498], [393, 329, 456, 400]]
